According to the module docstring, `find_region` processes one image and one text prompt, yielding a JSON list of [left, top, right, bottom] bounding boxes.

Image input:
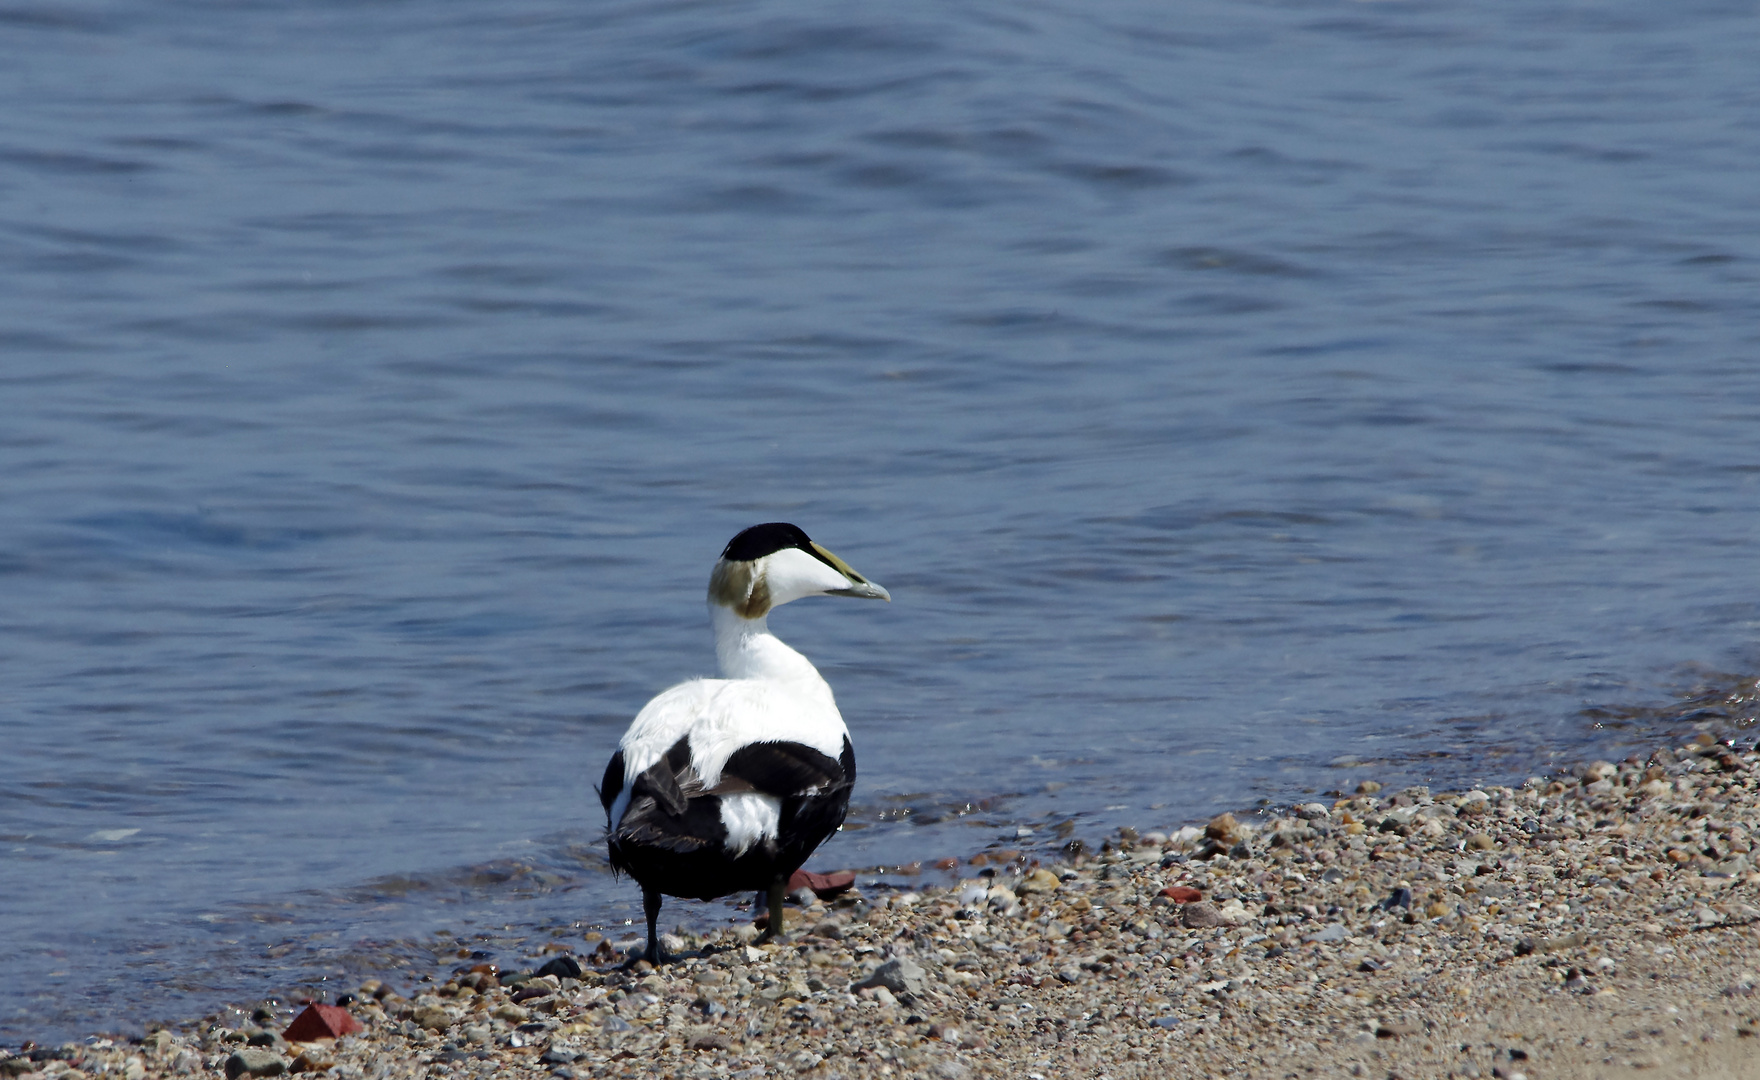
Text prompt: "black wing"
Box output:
[[610, 737, 713, 853], [719, 741, 848, 799], [598, 750, 625, 821]]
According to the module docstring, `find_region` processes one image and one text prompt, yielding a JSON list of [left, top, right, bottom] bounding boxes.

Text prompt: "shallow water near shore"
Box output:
[[4, 0, 1760, 1044]]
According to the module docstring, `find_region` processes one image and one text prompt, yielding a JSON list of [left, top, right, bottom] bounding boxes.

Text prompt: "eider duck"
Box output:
[[600, 523, 889, 964]]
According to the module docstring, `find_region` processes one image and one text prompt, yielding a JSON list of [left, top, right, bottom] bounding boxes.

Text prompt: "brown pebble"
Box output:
[[1205, 813, 1241, 844], [1467, 832, 1496, 850], [282, 1003, 360, 1042], [788, 868, 857, 898], [1357, 780, 1383, 795]]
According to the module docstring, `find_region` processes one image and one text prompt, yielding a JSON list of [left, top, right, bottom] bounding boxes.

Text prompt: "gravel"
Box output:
[[12, 735, 1760, 1079]]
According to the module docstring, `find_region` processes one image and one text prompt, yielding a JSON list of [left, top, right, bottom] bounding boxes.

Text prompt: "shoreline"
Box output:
[[12, 733, 1760, 1079]]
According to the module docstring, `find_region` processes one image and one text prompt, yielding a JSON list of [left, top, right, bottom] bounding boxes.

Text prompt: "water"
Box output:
[[4, 0, 1760, 1042]]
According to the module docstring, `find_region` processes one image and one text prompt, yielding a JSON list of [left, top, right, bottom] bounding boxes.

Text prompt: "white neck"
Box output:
[[711, 604, 827, 684]]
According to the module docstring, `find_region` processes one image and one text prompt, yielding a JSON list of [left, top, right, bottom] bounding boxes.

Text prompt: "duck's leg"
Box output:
[[642, 887, 667, 965], [760, 878, 787, 943]]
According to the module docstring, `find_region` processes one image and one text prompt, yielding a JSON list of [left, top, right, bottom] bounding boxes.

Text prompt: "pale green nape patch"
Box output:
[[708, 559, 770, 619]]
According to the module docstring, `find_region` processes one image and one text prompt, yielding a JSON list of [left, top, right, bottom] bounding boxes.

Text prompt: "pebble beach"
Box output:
[[13, 731, 1760, 1080]]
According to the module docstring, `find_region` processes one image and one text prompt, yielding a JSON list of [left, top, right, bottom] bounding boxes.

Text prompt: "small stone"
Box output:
[[1305, 924, 1350, 944], [1017, 868, 1062, 894], [1181, 902, 1225, 929], [1356, 781, 1383, 795], [1205, 814, 1241, 845], [1375, 1020, 1418, 1039], [1467, 832, 1496, 851], [535, 955, 583, 980], [1539, 931, 1588, 953], [223, 1049, 287, 1080], [1159, 885, 1204, 903], [282, 1003, 361, 1042], [1379, 887, 1413, 910], [413, 1006, 452, 1031], [855, 957, 930, 1000], [492, 1003, 529, 1023], [788, 868, 857, 899], [687, 1031, 731, 1051]]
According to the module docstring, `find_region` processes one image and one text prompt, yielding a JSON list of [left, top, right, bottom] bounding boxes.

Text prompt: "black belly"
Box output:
[[601, 736, 855, 902]]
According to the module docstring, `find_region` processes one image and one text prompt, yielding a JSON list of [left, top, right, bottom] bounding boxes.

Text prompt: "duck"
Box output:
[[599, 523, 889, 964]]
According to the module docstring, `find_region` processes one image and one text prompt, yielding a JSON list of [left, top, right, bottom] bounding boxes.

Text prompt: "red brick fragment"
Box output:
[[787, 868, 858, 899], [283, 1003, 361, 1042], [1160, 885, 1204, 903]]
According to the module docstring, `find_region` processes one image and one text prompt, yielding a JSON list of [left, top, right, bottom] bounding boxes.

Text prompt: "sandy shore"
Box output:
[[11, 733, 1760, 1080]]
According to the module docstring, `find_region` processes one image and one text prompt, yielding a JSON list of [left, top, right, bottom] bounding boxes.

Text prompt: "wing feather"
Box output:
[[718, 741, 846, 800]]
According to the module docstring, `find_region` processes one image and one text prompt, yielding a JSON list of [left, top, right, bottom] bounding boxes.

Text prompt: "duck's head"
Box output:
[[708, 522, 890, 620]]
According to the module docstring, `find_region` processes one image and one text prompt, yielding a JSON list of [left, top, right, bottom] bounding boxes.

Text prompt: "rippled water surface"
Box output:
[[5, 0, 1760, 1041]]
